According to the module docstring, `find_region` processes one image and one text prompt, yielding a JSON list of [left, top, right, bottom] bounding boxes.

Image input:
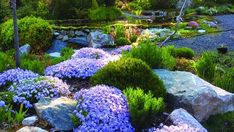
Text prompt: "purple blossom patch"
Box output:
[[8, 76, 70, 108], [45, 58, 108, 79], [72, 48, 111, 60], [110, 45, 132, 55], [73, 85, 134, 131], [0, 68, 39, 87]]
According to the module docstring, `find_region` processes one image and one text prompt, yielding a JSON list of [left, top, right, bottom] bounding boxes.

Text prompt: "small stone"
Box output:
[[22, 116, 38, 126], [53, 32, 60, 36], [198, 30, 206, 33], [48, 52, 61, 58], [19, 44, 31, 56], [75, 31, 87, 37], [62, 35, 69, 42], [56, 35, 64, 40], [69, 31, 75, 37], [16, 126, 48, 132]]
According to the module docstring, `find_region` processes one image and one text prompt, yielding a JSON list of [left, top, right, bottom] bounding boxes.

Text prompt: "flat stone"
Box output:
[[56, 35, 64, 40], [75, 31, 87, 37], [22, 116, 38, 126], [169, 108, 207, 131], [154, 69, 234, 121], [68, 37, 88, 46], [48, 52, 61, 58], [16, 126, 48, 132], [35, 97, 77, 131]]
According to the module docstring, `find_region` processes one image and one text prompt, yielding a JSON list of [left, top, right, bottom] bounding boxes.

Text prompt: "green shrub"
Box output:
[[130, 35, 138, 43], [0, 52, 15, 72], [0, 0, 11, 22], [0, 16, 52, 53], [0, 92, 13, 105], [174, 58, 195, 73], [49, 0, 92, 19], [124, 88, 165, 130], [195, 52, 216, 82], [215, 68, 234, 93], [124, 41, 176, 70], [91, 57, 166, 98], [115, 37, 131, 46], [97, 0, 116, 7], [89, 7, 122, 21], [61, 47, 74, 59], [167, 46, 195, 59], [203, 111, 234, 132]]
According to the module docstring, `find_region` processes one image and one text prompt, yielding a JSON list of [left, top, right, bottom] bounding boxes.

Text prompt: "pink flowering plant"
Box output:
[[8, 76, 70, 108], [72, 85, 134, 131]]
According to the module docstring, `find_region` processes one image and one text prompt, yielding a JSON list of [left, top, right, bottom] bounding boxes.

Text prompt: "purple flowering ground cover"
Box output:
[[110, 45, 133, 55], [8, 76, 70, 108], [72, 48, 111, 59], [73, 85, 134, 131], [0, 68, 39, 87]]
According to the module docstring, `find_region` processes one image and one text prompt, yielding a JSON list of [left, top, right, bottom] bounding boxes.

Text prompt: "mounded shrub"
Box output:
[[123, 88, 165, 130], [124, 41, 176, 70], [89, 7, 122, 21], [0, 16, 52, 53], [115, 37, 131, 46], [91, 57, 166, 98], [174, 58, 195, 73], [167, 46, 195, 59], [195, 52, 216, 82]]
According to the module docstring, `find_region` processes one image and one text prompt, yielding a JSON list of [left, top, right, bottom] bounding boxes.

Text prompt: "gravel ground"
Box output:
[[165, 14, 234, 53]]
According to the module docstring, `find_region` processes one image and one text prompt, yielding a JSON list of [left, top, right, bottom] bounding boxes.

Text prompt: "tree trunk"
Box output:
[[11, 0, 20, 67]]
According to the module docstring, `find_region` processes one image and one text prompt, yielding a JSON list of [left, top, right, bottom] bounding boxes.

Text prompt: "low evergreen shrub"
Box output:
[[115, 37, 131, 46], [123, 88, 165, 130], [91, 57, 166, 98], [0, 16, 52, 53], [195, 52, 216, 82], [124, 41, 176, 70]]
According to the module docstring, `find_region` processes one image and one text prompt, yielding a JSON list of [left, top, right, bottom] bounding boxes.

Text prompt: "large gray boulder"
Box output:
[[87, 30, 114, 48], [34, 97, 77, 131], [154, 69, 234, 122]]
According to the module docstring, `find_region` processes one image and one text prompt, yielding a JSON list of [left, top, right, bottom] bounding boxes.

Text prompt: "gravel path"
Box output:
[[165, 14, 234, 53]]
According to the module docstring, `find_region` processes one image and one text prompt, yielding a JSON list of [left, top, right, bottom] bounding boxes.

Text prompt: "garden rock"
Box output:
[[53, 32, 60, 36], [22, 116, 38, 126], [62, 35, 69, 42], [198, 30, 206, 33], [168, 108, 207, 131], [56, 35, 64, 40], [48, 52, 61, 58], [35, 97, 77, 131], [17, 126, 48, 132], [204, 20, 218, 28], [75, 31, 87, 37], [154, 69, 234, 122], [68, 37, 88, 46], [88, 30, 114, 48], [47, 40, 67, 53], [188, 21, 199, 29], [69, 31, 75, 37], [19, 44, 31, 56]]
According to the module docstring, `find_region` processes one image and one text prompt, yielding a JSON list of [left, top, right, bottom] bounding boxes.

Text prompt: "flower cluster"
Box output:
[[8, 76, 70, 108], [149, 123, 201, 132], [110, 45, 132, 55], [45, 58, 108, 79], [0, 100, 5, 108], [73, 85, 134, 131], [0, 68, 39, 87], [72, 48, 111, 60]]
